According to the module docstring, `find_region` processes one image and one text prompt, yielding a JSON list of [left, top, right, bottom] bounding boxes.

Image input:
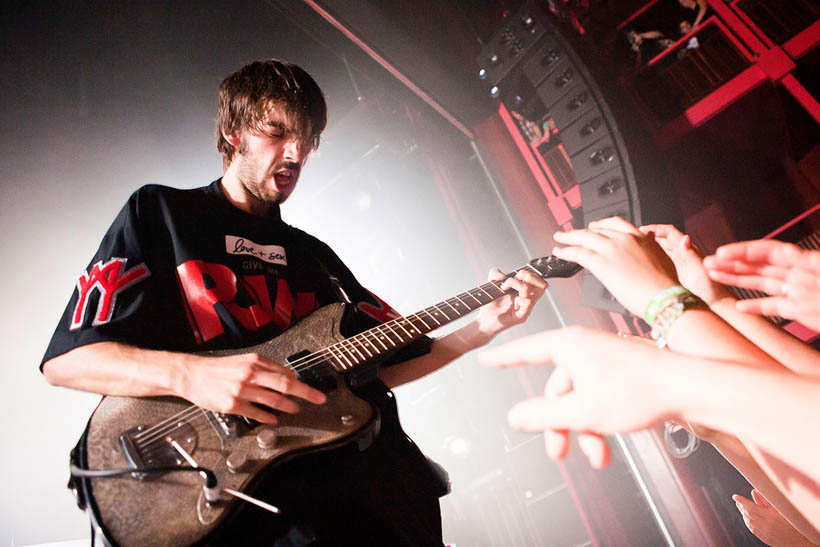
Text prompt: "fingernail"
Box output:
[[553, 231, 565, 240]]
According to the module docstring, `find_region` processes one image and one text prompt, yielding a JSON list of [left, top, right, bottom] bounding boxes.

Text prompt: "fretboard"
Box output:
[[298, 263, 541, 374]]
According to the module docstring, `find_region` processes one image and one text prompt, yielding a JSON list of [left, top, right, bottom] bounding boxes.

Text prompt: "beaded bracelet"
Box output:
[[644, 285, 691, 325], [650, 293, 707, 348]]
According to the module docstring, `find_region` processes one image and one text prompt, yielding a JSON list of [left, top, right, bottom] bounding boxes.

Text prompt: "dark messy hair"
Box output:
[[216, 59, 327, 164]]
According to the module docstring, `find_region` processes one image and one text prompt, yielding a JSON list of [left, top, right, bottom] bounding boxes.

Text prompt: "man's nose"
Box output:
[[283, 137, 305, 163]]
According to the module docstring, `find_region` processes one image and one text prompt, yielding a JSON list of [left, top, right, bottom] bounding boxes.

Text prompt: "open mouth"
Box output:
[[274, 170, 295, 187]]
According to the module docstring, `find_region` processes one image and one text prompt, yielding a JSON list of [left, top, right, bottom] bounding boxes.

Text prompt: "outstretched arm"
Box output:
[[546, 217, 820, 536], [552, 217, 780, 367], [379, 268, 547, 388], [479, 327, 820, 531], [42, 341, 327, 424], [642, 225, 820, 376]]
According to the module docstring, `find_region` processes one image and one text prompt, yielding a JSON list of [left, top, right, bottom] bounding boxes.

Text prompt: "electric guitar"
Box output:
[[70, 256, 582, 546]]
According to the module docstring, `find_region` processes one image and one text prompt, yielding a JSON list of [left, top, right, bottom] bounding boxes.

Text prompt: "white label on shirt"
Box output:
[[225, 235, 287, 266]]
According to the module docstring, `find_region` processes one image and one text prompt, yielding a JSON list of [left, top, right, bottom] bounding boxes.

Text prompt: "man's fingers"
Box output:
[[252, 369, 327, 405], [488, 267, 506, 282], [500, 272, 546, 299], [231, 401, 279, 425], [578, 433, 610, 469], [243, 385, 302, 414]]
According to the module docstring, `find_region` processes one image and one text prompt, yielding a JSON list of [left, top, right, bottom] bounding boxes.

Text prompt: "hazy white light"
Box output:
[[354, 191, 372, 212]]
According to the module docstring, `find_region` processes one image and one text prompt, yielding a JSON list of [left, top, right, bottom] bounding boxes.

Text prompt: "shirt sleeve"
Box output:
[[40, 189, 165, 368]]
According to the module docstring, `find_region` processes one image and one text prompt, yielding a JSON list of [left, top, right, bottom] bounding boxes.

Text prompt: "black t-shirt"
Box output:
[[43, 180, 445, 546]]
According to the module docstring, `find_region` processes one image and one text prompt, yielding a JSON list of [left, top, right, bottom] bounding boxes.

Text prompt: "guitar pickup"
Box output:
[[288, 350, 338, 393]]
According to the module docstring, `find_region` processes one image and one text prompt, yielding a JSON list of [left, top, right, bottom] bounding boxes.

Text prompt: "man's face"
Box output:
[[680, 20, 692, 34], [231, 106, 313, 207]]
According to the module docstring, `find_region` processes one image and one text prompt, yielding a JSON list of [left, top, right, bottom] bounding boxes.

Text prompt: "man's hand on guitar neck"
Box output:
[[475, 268, 549, 343], [379, 268, 548, 388], [42, 342, 327, 423]]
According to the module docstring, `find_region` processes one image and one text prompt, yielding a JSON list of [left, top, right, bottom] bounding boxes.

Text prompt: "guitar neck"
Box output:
[[315, 262, 545, 373]]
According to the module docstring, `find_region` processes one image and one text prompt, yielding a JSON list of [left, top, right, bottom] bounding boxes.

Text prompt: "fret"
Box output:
[[462, 291, 483, 306], [421, 309, 442, 326], [341, 338, 366, 362], [366, 328, 391, 351], [327, 344, 353, 370], [452, 295, 472, 312], [487, 281, 506, 296], [440, 300, 462, 319], [380, 323, 404, 345], [467, 288, 492, 305], [394, 318, 414, 338], [317, 348, 341, 371], [475, 285, 495, 300], [353, 336, 375, 358], [524, 264, 544, 277], [411, 313, 432, 331]]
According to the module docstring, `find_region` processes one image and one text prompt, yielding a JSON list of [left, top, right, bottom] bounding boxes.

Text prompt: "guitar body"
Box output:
[[79, 303, 376, 546], [71, 256, 583, 546]]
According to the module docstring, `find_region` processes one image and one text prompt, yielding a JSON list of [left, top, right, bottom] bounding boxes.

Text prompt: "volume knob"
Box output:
[[256, 428, 277, 449], [226, 450, 248, 473]]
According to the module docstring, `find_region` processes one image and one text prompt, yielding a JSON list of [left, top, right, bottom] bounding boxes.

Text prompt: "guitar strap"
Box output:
[[284, 226, 383, 388]]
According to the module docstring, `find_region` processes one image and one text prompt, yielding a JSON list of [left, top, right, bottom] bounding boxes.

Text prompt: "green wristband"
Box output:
[[644, 285, 691, 324]]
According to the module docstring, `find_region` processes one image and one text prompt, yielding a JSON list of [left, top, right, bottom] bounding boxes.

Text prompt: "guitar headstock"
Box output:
[[528, 256, 583, 279]]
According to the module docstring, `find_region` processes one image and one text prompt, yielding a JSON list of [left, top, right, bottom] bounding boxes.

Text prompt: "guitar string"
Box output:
[[136, 412, 214, 457], [130, 276, 519, 447], [132, 407, 211, 447]]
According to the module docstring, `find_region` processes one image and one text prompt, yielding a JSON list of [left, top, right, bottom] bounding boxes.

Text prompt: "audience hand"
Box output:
[[553, 217, 679, 316], [704, 240, 820, 330], [734, 490, 818, 546], [480, 326, 674, 468], [640, 224, 733, 305]]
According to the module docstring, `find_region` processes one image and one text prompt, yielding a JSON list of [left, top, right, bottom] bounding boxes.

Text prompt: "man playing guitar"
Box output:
[[41, 59, 548, 546]]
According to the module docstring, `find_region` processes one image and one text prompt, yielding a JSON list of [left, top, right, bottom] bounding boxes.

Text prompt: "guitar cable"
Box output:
[[70, 464, 221, 500]]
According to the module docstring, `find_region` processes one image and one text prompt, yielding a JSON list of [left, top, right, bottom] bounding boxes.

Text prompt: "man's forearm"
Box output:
[[42, 342, 186, 398], [378, 320, 492, 388]]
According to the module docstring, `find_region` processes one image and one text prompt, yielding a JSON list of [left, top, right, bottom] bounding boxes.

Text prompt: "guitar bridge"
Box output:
[[118, 421, 198, 480]]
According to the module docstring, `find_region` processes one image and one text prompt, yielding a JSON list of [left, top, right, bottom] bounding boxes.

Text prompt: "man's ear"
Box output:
[[222, 129, 241, 149]]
